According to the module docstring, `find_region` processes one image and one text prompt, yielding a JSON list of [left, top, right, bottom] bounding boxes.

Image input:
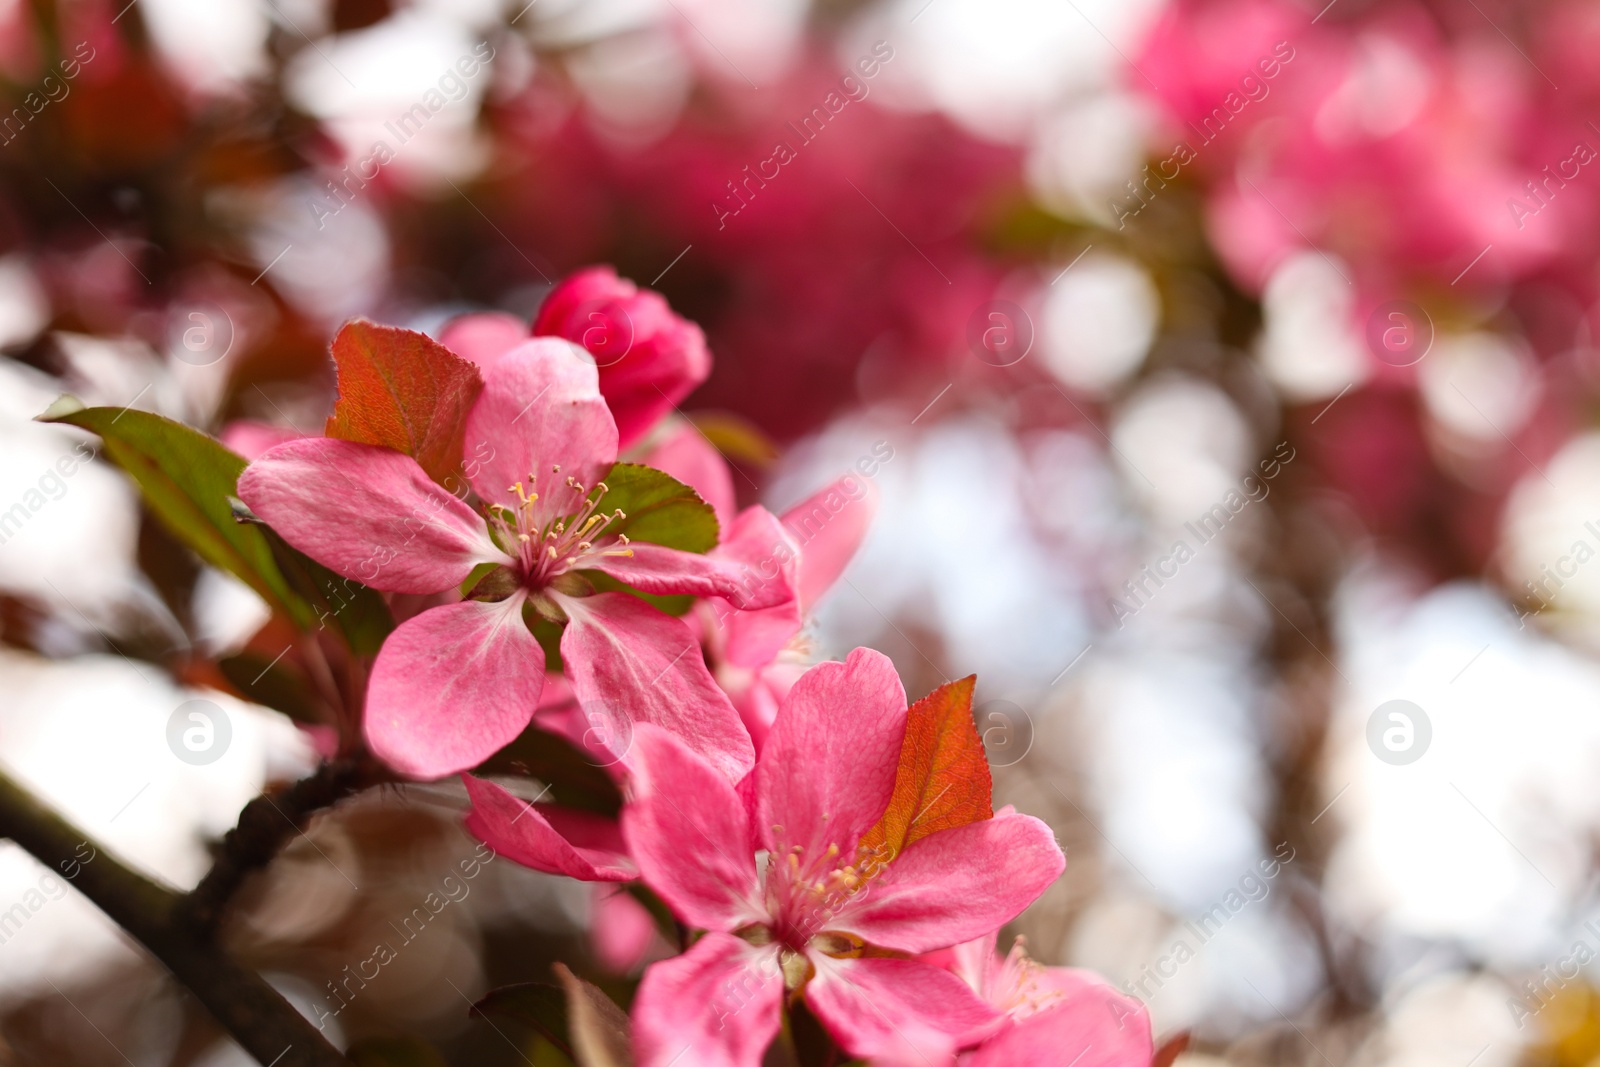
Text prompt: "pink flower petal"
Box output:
[[719, 658, 804, 753], [592, 884, 663, 973], [621, 724, 763, 932], [238, 437, 508, 594], [643, 424, 736, 531], [805, 955, 998, 1064], [633, 931, 783, 1067], [364, 598, 544, 778], [462, 774, 635, 882], [710, 507, 803, 667], [780, 474, 877, 608], [530, 694, 637, 777], [219, 419, 304, 461], [754, 647, 906, 858], [948, 932, 1002, 998], [831, 813, 1064, 954], [555, 591, 755, 782], [966, 979, 1154, 1067], [594, 539, 793, 609], [462, 337, 618, 524], [439, 311, 526, 371]]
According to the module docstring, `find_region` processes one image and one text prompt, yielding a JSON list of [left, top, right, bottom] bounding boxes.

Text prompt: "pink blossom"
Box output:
[[623, 648, 1065, 1066], [533, 266, 712, 450], [644, 424, 878, 748], [238, 337, 791, 780], [437, 267, 712, 453], [1134, 0, 1576, 299], [933, 932, 1154, 1067], [711, 475, 875, 749]]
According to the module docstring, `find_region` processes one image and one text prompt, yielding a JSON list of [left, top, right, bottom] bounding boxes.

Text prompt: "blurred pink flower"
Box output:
[[494, 54, 1020, 438], [219, 420, 305, 461], [930, 932, 1154, 1067], [1134, 0, 1591, 301], [592, 884, 668, 974], [625, 648, 1064, 1067], [238, 338, 790, 780]]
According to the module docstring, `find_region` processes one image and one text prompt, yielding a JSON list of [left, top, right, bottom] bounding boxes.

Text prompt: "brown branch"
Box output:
[[183, 756, 385, 934], [0, 765, 350, 1067]]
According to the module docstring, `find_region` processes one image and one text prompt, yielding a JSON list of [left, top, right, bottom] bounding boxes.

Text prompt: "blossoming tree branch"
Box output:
[[0, 267, 1157, 1067]]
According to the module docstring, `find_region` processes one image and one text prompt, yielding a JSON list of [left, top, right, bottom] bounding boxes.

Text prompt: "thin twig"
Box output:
[[182, 756, 385, 933], [0, 766, 350, 1067]]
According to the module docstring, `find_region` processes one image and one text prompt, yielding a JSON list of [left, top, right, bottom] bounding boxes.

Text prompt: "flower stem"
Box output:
[[0, 765, 351, 1067]]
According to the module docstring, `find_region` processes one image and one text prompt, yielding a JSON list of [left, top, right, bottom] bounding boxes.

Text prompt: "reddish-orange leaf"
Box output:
[[1152, 1031, 1190, 1067], [859, 675, 992, 863], [324, 319, 484, 486]]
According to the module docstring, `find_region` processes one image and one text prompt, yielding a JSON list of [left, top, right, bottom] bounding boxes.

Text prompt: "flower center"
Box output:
[[483, 466, 633, 589], [764, 835, 886, 953], [999, 939, 1067, 1019]]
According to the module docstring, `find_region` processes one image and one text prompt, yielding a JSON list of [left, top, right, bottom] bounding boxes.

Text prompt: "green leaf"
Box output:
[[244, 507, 394, 656], [39, 399, 309, 625], [687, 412, 779, 467], [473, 983, 574, 1059], [592, 463, 717, 553]]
